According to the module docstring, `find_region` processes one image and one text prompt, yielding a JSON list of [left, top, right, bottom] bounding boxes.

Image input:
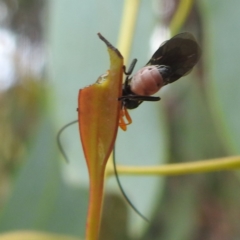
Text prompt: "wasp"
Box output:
[[119, 32, 201, 130]]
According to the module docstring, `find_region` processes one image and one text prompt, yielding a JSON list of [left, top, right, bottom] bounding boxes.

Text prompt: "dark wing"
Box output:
[[146, 32, 201, 83]]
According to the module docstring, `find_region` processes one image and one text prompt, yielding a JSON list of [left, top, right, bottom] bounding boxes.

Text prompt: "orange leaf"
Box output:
[[78, 33, 123, 240]]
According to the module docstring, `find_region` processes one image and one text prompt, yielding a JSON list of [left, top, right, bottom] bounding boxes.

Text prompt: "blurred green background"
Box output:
[[0, 0, 240, 239]]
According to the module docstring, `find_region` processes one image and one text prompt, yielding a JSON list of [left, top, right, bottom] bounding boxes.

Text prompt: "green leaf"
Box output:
[[200, 0, 240, 153], [0, 117, 88, 238], [47, 1, 168, 237]]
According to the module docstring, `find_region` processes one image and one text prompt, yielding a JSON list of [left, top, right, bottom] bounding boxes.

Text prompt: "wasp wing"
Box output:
[[146, 32, 201, 84]]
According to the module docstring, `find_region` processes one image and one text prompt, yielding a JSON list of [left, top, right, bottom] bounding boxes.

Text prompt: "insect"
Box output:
[[118, 32, 201, 131], [57, 32, 202, 221]]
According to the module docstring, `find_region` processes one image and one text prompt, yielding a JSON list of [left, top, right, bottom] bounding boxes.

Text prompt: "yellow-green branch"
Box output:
[[117, 0, 140, 64], [106, 0, 140, 171], [106, 156, 240, 177], [170, 0, 194, 35]]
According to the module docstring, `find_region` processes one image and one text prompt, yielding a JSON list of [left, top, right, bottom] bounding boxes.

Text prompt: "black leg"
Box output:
[[123, 59, 137, 93], [123, 58, 137, 75], [119, 95, 161, 102]]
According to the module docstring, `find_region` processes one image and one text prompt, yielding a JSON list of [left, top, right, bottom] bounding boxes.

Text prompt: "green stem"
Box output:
[[106, 156, 240, 177], [170, 0, 194, 35]]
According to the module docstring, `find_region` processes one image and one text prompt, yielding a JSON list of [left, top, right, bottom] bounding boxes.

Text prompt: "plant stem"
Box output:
[[106, 156, 240, 177], [170, 0, 194, 35]]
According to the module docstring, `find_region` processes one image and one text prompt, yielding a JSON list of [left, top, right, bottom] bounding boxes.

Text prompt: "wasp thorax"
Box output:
[[130, 66, 164, 96]]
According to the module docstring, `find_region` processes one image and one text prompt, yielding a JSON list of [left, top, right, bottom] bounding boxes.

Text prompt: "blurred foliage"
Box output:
[[0, 0, 240, 240], [141, 1, 240, 240], [0, 79, 44, 206], [3, 0, 45, 41], [99, 193, 130, 240]]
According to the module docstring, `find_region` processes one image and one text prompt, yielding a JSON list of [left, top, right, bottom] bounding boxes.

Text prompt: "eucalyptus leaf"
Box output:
[[0, 118, 88, 238], [200, 0, 240, 153]]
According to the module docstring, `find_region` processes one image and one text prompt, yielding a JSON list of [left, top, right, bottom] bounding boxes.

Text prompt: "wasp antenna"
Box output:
[[57, 120, 78, 163], [112, 146, 149, 222]]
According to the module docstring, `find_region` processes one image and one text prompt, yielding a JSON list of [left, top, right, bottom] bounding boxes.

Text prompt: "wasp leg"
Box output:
[[123, 107, 132, 125], [119, 107, 132, 131], [119, 116, 127, 131], [119, 95, 161, 102], [119, 107, 127, 131], [123, 58, 137, 76]]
